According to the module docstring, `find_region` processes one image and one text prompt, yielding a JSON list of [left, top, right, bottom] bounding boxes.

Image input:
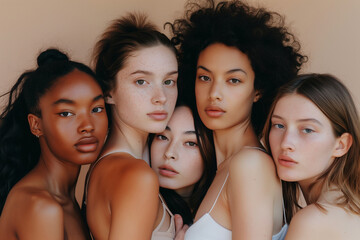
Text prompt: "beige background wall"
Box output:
[[1, 0, 359, 203]]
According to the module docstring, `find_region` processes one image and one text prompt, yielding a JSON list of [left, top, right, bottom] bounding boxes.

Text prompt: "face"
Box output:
[[30, 69, 108, 165], [108, 45, 178, 134], [195, 43, 259, 131], [269, 94, 340, 188], [151, 106, 204, 197]]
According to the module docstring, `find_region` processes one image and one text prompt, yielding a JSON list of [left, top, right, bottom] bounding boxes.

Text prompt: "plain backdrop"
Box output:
[[0, 0, 359, 203]]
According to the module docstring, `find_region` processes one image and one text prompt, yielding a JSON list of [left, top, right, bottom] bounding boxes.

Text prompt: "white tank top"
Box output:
[[185, 147, 288, 240]]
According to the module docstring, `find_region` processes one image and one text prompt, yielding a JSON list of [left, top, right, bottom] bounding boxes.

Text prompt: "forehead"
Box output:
[[273, 94, 329, 123], [121, 45, 177, 73], [167, 106, 195, 130], [197, 43, 252, 69], [40, 70, 102, 104]]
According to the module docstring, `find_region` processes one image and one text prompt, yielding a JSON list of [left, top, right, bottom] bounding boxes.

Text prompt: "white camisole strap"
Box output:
[[209, 173, 229, 214]]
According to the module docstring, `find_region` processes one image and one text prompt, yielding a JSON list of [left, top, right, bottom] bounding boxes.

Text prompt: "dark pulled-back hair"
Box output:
[[150, 99, 216, 225], [93, 13, 177, 95], [263, 73, 360, 222], [168, 0, 307, 135], [0, 48, 100, 213]]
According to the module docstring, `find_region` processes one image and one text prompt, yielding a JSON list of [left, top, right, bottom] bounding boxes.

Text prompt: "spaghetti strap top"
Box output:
[[82, 151, 175, 240], [185, 173, 231, 240], [185, 146, 288, 240], [151, 194, 176, 240]]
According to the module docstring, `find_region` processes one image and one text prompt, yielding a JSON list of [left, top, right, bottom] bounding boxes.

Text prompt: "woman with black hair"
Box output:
[[169, 0, 307, 239], [0, 49, 108, 240], [150, 103, 216, 226]]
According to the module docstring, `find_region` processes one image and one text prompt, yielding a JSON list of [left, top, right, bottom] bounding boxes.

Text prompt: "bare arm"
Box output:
[[108, 161, 159, 240], [228, 150, 278, 240], [285, 205, 331, 240], [17, 193, 64, 240]]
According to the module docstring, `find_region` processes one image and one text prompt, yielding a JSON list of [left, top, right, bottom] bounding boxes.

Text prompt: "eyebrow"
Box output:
[[272, 115, 323, 126], [165, 126, 197, 135], [197, 65, 247, 76], [52, 94, 104, 106], [130, 70, 178, 76]]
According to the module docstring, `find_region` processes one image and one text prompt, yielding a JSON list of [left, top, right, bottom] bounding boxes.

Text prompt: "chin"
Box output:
[[148, 124, 168, 133]]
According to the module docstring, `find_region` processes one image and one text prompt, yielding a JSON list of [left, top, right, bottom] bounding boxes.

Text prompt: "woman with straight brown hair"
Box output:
[[263, 73, 360, 239], [82, 13, 180, 240]]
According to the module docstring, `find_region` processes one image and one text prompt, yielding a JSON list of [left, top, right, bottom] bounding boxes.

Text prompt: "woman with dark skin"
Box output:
[[169, 0, 306, 239], [0, 49, 108, 240]]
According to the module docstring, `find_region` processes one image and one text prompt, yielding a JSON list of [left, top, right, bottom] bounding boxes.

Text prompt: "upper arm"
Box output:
[[228, 151, 278, 239], [17, 194, 64, 240], [108, 162, 159, 240], [285, 206, 329, 240]]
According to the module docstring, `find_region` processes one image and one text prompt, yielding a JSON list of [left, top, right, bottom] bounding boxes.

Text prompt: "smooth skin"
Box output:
[[86, 45, 178, 240], [191, 43, 284, 239], [151, 106, 204, 198], [0, 70, 108, 240], [269, 94, 359, 240]]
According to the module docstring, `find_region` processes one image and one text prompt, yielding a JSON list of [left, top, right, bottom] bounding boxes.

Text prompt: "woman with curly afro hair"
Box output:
[[168, 0, 307, 239]]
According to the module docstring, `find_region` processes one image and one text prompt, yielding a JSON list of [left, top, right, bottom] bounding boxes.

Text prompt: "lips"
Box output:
[[278, 154, 297, 167], [74, 136, 99, 153], [147, 111, 168, 121], [205, 106, 225, 118], [158, 164, 179, 177]]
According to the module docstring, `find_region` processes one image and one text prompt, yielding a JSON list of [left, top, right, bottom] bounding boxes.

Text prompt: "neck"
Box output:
[[35, 154, 80, 199], [299, 179, 325, 205], [103, 117, 149, 161], [213, 119, 259, 167]]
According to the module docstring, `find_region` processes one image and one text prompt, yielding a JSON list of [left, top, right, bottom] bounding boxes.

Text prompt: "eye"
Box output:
[[92, 107, 104, 113], [136, 79, 146, 85], [302, 128, 314, 134], [198, 75, 210, 82], [273, 123, 284, 129], [185, 141, 198, 147], [156, 134, 168, 141], [58, 112, 74, 117], [228, 78, 241, 84], [164, 79, 175, 86]]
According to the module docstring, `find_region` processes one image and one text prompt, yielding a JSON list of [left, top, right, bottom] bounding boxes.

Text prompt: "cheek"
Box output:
[[183, 152, 204, 179], [269, 130, 280, 152], [195, 84, 207, 102], [150, 143, 165, 164], [94, 116, 108, 139]]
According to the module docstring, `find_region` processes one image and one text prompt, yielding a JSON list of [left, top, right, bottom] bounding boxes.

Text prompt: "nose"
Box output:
[[280, 129, 295, 152], [78, 113, 94, 134], [151, 85, 166, 105], [164, 141, 177, 161], [208, 80, 222, 102]]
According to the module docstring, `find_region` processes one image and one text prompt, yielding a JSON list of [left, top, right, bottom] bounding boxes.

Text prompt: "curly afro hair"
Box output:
[[168, 0, 307, 135]]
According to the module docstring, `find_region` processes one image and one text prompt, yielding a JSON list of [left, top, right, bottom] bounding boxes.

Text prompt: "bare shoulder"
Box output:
[[285, 204, 331, 239], [92, 153, 157, 182], [90, 153, 159, 200], [2, 186, 64, 238], [229, 147, 277, 181], [14, 186, 63, 220]]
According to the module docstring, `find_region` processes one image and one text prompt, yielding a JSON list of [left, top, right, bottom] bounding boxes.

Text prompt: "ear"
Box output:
[[105, 92, 115, 105], [253, 90, 262, 103], [332, 132, 353, 158], [28, 113, 43, 138]]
